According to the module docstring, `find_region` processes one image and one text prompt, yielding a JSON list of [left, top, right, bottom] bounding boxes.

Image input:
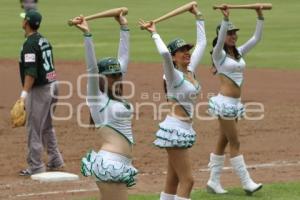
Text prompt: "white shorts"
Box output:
[[154, 115, 196, 148], [208, 94, 245, 119], [81, 150, 138, 187]]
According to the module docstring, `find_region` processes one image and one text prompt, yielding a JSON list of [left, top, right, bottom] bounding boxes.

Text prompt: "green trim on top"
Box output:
[[194, 83, 201, 91], [166, 96, 192, 118], [83, 32, 92, 37], [120, 25, 130, 31], [195, 12, 204, 20], [173, 77, 185, 89], [103, 124, 134, 145], [118, 99, 132, 110], [99, 98, 110, 112], [218, 73, 243, 88], [183, 74, 200, 91], [173, 74, 200, 90], [220, 55, 227, 65]]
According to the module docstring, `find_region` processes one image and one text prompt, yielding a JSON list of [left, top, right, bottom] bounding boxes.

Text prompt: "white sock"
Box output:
[[175, 195, 191, 200], [160, 192, 175, 200]]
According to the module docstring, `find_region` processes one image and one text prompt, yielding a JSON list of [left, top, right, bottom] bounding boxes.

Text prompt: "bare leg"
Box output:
[[164, 153, 179, 195], [215, 120, 228, 155], [96, 182, 127, 200], [167, 148, 194, 198], [206, 118, 230, 194], [217, 119, 262, 194], [219, 119, 240, 158]]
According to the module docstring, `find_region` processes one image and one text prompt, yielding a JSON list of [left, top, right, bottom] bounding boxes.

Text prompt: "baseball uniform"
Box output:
[[19, 11, 64, 175]]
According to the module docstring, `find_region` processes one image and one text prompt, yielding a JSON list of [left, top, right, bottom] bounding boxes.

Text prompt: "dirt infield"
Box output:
[[1, 59, 300, 200]]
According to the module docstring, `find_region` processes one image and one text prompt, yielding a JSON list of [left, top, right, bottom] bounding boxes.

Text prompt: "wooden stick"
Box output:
[[153, 1, 197, 24], [68, 7, 128, 26], [140, 1, 197, 29], [213, 3, 272, 10]]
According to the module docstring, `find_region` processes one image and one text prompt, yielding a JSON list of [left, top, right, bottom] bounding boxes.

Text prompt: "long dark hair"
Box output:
[[163, 79, 168, 98], [211, 36, 241, 75], [99, 76, 123, 100], [89, 76, 124, 126]]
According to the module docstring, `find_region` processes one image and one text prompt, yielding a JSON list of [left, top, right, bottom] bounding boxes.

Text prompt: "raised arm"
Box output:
[[139, 20, 181, 86], [238, 9, 264, 56], [115, 13, 130, 74], [73, 16, 101, 103], [212, 10, 231, 63], [152, 33, 179, 83], [188, 7, 207, 73], [118, 28, 130, 74], [84, 35, 101, 100]]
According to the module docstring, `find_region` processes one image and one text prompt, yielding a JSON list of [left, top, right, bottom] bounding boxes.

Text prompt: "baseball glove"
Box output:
[[11, 99, 26, 128]]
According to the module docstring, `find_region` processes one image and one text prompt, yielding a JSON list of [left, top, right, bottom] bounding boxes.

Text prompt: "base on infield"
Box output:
[[31, 172, 79, 182]]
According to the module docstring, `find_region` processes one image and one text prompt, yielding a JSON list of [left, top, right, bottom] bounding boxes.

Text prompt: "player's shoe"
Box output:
[[46, 163, 65, 171], [19, 168, 32, 176], [19, 168, 45, 176]]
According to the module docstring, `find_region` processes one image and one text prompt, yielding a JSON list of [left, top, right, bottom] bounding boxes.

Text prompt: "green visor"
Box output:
[[216, 22, 239, 35], [97, 57, 122, 75], [167, 38, 194, 55]]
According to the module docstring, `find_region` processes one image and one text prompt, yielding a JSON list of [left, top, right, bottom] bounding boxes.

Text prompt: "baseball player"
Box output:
[[72, 13, 137, 200], [140, 4, 206, 200], [206, 5, 264, 195], [18, 10, 64, 176]]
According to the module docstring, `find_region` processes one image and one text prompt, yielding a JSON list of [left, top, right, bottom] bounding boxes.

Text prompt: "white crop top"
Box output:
[[84, 29, 134, 144], [212, 19, 264, 87], [152, 20, 206, 118]]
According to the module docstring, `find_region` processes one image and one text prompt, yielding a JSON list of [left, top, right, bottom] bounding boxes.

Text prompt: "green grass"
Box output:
[[77, 182, 300, 200], [0, 0, 299, 69]]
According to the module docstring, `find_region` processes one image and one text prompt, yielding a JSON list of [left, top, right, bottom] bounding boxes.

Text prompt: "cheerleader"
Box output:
[[206, 5, 264, 195], [140, 4, 206, 200], [72, 14, 137, 200]]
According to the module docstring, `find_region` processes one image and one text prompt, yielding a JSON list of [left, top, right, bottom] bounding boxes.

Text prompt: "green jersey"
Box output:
[[19, 32, 56, 87]]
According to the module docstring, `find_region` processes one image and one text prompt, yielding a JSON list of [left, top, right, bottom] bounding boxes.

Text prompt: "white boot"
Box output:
[[160, 192, 175, 200], [230, 155, 263, 195], [174, 195, 191, 200], [206, 153, 228, 194]]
